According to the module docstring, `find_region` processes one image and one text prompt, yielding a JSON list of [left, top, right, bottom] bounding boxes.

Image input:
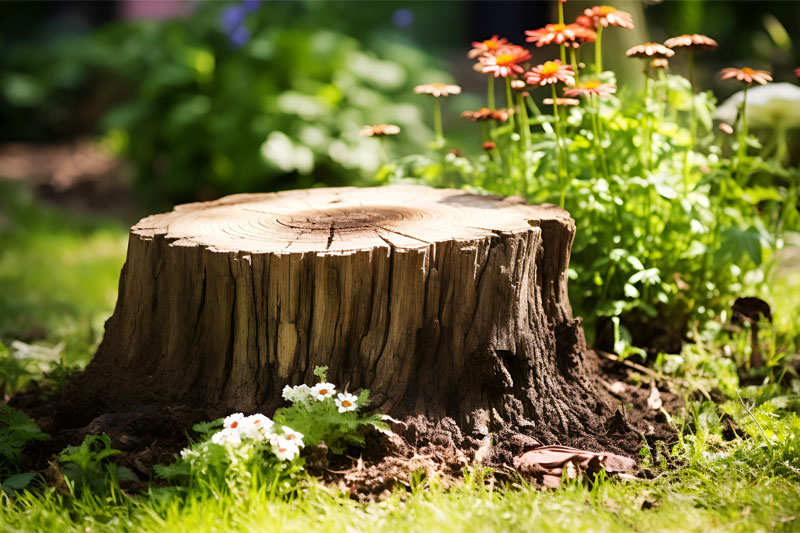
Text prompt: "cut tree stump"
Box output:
[[81, 185, 631, 450]]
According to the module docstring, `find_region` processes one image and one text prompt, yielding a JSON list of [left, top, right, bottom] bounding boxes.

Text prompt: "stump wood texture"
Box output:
[[87, 185, 610, 444]]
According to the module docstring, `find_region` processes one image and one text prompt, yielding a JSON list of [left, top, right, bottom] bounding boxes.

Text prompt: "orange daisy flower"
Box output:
[[575, 15, 594, 29], [625, 43, 675, 59], [479, 45, 532, 78], [650, 58, 670, 69], [460, 108, 496, 122], [563, 80, 617, 98], [718, 123, 734, 135], [491, 108, 515, 123], [720, 67, 772, 85], [413, 83, 462, 97], [468, 35, 510, 59], [524, 60, 575, 86], [583, 6, 635, 29], [525, 23, 596, 48], [543, 97, 581, 106], [360, 124, 401, 137], [664, 33, 718, 52]]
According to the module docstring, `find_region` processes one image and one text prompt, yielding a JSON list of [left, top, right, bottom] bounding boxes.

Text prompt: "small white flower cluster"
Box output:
[[282, 382, 360, 413], [211, 412, 304, 461]]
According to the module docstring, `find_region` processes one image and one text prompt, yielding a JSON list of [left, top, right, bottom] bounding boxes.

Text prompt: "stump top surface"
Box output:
[[133, 185, 570, 254]]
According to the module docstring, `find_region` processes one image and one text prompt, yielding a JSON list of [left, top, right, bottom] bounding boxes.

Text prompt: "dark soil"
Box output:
[[10, 349, 681, 497]]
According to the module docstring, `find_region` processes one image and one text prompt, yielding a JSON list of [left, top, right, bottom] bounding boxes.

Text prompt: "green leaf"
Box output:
[[2, 472, 35, 491]]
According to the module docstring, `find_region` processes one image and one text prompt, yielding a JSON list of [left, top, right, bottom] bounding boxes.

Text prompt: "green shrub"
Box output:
[[1, 2, 447, 206]]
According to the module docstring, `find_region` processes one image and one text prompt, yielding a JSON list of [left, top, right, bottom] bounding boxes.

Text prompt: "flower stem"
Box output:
[[518, 92, 531, 153], [590, 95, 609, 181], [683, 51, 696, 193], [527, 95, 553, 134], [552, 83, 566, 208], [642, 72, 650, 172], [570, 47, 579, 78], [487, 75, 496, 110], [736, 86, 749, 182], [595, 26, 604, 76], [433, 97, 444, 148], [505, 76, 516, 129], [558, 3, 566, 63], [518, 92, 532, 191]]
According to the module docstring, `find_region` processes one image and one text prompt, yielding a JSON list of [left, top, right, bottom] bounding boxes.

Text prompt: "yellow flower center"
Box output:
[[319, 388, 328, 395], [496, 54, 515, 66], [741, 67, 755, 75], [541, 61, 560, 76], [484, 40, 499, 49], [342, 400, 352, 408], [552, 23, 566, 32], [598, 6, 616, 15], [583, 80, 602, 89]]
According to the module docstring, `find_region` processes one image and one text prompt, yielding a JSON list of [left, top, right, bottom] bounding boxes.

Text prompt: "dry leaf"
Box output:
[[647, 382, 663, 410], [513, 445, 636, 488]]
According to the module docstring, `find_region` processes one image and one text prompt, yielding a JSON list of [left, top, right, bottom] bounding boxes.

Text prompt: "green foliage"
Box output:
[[0, 406, 48, 476], [58, 434, 134, 498], [0, 341, 34, 397], [388, 66, 797, 344], [1, 3, 446, 206]]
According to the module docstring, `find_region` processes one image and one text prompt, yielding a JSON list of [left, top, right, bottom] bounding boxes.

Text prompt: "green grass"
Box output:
[[0, 182, 128, 364], [2, 419, 798, 533], [0, 183, 799, 532]]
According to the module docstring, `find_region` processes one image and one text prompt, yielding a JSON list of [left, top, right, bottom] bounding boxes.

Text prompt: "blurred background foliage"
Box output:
[[1, 1, 798, 206]]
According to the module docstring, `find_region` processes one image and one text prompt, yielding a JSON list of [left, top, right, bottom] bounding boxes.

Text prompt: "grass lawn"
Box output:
[[0, 182, 798, 532]]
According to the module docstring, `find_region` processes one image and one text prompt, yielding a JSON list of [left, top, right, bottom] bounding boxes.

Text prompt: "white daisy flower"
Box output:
[[211, 427, 242, 446], [282, 384, 313, 404], [335, 392, 359, 413], [280, 426, 304, 447], [223, 412, 246, 430], [243, 413, 274, 440], [311, 382, 336, 401], [271, 437, 300, 461]]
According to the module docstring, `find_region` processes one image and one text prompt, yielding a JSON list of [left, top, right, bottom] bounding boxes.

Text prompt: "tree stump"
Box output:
[[83, 185, 627, 450]]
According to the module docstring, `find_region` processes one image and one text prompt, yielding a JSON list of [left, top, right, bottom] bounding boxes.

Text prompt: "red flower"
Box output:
[[563, 80, 617, 98], [479, 45, 532, 78], [524, 60, 575, 86], [583, 6, 635, 29], [720, 67, 772, 85], [468, 35, 509, 59], [794, 66, 800, 79], [525, 23, 596, 48]]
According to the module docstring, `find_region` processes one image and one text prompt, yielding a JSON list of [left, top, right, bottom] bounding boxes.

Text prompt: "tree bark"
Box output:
[[83, 185, 624, 449]]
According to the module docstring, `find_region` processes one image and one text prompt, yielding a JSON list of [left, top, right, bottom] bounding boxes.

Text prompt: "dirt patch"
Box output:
[[9, 350, 680, 497]]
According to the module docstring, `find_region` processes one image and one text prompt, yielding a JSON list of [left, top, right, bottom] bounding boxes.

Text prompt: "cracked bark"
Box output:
[[81, 185, 628, 449]]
